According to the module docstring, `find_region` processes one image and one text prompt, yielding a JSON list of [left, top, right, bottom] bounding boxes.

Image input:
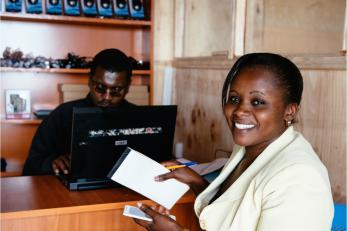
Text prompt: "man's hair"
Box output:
[[89, 48, 132, 83], [222, 53, 303, 107]]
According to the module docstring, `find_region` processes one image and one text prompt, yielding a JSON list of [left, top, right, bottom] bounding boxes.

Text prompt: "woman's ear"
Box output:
[[284, 103, 299, 122]]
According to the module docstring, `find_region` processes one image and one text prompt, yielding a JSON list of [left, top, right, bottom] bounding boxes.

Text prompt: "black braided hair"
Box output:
[[90, 48, 132, 84], [222, 53, 303, 108]]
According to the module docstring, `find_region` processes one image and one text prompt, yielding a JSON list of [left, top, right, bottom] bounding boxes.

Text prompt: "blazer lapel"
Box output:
[[216, 126, 297, 203]]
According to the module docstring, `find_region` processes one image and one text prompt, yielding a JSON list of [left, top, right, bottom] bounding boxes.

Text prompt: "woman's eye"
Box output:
[[228, 96, 239, 104], [252, 99, 265, 106]]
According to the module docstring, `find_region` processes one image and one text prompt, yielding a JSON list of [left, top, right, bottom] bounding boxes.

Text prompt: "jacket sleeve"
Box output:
[[22, 110, 68, 176], [256, 164, 334, 231]]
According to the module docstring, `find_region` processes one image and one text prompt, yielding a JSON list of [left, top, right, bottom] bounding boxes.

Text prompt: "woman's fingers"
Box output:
[[150, 204, 170, 215], [155, 171, 176, 181]]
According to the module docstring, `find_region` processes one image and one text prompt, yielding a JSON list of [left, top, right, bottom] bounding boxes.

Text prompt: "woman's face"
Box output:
[[223, 67, 295, 154]]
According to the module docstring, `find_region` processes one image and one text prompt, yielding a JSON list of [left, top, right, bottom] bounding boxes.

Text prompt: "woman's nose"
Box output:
[[233, 102, 251, 117]]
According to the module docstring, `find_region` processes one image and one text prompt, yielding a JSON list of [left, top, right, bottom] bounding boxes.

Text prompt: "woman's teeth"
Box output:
[[235, 123, 255, 130]]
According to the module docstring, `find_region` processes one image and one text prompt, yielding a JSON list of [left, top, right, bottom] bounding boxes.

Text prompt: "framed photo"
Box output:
[[5, 90, 31, 119]]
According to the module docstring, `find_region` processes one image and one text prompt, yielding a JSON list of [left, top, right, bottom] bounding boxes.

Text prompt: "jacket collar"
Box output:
[[195, 126, 297, 213]]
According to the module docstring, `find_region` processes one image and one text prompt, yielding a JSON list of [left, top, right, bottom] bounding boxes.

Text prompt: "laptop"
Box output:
[[58, 105, 177, 191]]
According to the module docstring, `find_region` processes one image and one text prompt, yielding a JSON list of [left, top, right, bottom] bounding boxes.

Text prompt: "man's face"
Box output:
[[89, 66, 130, 107]]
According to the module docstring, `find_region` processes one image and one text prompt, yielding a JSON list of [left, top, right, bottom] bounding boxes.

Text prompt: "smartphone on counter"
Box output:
[[123, 205, 153, 221]]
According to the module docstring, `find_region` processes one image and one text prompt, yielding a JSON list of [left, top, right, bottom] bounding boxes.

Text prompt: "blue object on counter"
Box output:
[[331, 203, 346, 231], [203, 170, 221, 183]]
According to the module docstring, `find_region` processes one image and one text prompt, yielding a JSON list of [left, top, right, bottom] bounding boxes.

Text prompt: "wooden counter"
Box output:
[[1, 176, 201, 231]]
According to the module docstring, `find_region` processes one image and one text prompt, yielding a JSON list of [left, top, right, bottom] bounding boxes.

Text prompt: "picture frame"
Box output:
[[5, 89, 31, 119]]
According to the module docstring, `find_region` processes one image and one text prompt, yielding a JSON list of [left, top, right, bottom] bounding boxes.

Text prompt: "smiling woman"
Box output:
[[134, 53, 334, 231], [222, 54, 301, 160]]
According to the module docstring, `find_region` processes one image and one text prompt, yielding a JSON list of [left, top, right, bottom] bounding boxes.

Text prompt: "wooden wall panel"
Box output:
[[261, 0, 345, 54], [173, 68, 234, 163], [180, 0, 233, 57], [173, 55, 346, 203], [295, 70, 346, 203]]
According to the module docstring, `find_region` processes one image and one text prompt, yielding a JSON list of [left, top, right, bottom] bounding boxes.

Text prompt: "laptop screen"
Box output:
[[70, 105, 177, 181]]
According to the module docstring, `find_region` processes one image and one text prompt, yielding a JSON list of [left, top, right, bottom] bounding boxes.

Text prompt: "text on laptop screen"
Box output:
[[70, 105, 177, 180]]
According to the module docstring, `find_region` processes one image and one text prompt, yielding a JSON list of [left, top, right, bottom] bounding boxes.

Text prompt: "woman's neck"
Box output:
[[244, 139, 274, 160]]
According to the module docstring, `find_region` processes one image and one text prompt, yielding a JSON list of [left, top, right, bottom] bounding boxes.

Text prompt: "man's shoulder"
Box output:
[[122, 100, 136, 108], [43, 97, 91, 122], [55, 97, 91, 111]]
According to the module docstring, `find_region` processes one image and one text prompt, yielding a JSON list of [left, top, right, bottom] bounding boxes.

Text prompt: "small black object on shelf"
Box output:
[[1, 158, 7, 172], [33, 109, 53, 119], [129, 56, 149, 70], [0, 48, 92, 69]]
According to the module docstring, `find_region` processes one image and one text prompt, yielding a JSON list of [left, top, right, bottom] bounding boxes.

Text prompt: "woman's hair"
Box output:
[[89, 48, 132, 84], [222, 53, 303, 107]]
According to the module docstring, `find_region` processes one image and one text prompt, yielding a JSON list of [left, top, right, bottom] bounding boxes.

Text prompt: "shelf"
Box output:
[[0, 12, 151, 27], [1, 67, 151, 75], [1, 119, 42, 125], [0, 159, 23, 177]]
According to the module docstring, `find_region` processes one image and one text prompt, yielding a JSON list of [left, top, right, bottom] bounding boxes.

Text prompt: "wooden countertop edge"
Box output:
[[0, 192, 196, 220]]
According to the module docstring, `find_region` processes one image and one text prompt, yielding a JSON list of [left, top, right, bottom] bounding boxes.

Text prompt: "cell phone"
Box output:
[[123, 205, 153, 222]]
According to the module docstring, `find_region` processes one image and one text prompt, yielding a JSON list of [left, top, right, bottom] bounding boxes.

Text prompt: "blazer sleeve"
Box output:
[[256, 164, 334, 231]]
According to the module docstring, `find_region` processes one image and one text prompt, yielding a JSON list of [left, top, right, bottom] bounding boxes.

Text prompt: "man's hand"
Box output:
[[134, 203, 183, 231], [52, 154, 70, 175]]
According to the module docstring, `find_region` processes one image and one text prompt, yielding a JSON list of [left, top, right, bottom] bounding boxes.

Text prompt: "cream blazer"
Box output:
[[194, 126, 334, 231]]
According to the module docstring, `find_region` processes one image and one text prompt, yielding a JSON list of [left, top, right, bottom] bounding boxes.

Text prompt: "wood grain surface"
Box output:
[[1, 176, 201, 231]]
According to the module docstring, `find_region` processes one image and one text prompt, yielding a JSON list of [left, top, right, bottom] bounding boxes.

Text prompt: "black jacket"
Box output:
[[22, 95, 134, 175]]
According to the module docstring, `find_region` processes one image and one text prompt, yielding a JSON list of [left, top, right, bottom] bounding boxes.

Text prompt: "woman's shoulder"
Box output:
[[268, 129, 321, 166], [258, 129, 330, 187]]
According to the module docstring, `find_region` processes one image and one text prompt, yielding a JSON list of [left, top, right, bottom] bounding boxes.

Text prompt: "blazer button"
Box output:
[[200, 220, 206, 229]]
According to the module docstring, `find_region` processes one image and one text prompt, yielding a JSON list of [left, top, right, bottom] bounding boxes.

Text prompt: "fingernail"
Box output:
[[154, 176, 159, 181], [137, 202, 142, 208], [55, 170, 59, 175], [64, 170, 68, 174]]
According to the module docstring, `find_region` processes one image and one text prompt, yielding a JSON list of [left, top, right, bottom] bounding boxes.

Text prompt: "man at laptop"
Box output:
[[22, 48, 134, 176]]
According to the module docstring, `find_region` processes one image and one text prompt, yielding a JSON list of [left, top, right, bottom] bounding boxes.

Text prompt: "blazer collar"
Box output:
[[196, 126, 297, 210]]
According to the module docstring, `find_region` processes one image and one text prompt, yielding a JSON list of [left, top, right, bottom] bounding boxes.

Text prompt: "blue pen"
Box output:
[[166, 161, 198, 170], [183, 161, 198, 167]]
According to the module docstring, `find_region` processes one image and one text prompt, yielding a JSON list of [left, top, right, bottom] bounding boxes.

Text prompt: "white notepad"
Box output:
[[107, 148, 189, 209]]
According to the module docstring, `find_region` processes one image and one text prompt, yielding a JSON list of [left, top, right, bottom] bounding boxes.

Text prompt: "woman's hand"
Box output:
[[157, 160, 209, 195], [134, 203, 183, 231], [52, 154, 70, 175]]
